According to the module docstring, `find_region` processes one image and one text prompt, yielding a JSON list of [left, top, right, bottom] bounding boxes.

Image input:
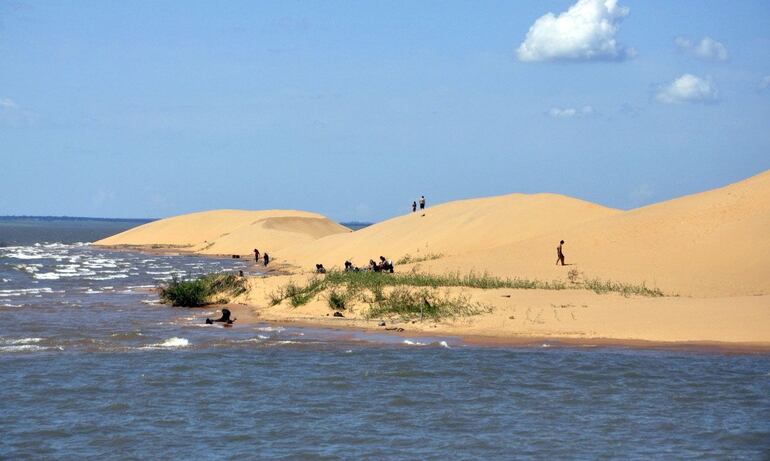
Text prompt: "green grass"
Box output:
[[583, 278, 664, 297], [365, 287, 490, 321], [268, 269, 666, 317], [160, 272, 246, 307], [396, 252, 444, 265]]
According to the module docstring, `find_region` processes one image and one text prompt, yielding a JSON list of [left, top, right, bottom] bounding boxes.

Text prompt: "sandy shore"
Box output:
[[96, 169, 770, 350], [213, 273, 770, 352]]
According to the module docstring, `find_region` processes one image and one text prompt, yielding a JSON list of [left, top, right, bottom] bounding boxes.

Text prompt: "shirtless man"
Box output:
[[556, 240, 565, 266]]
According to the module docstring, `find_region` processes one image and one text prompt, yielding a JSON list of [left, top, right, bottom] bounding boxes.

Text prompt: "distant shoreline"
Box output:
[[0, 215, 156, 223]]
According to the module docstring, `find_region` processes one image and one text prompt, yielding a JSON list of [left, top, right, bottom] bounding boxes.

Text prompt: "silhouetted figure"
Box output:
[[556, 240, 565, 266], [206, 308, 236, 325], [344, 260, 353, 271], [254, 248, 260, 262], [315, 263, 326, 274], [412, 201, 417, 213], [419, 195, 426, 210], [263, 253, 270, 266]]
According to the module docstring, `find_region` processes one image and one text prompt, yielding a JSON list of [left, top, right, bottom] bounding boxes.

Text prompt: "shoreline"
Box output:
[[223, 302, 770, 354], [100, 246, 770, 354]]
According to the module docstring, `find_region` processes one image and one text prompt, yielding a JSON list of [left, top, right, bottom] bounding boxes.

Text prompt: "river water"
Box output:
[[1, 219, 768, 459]]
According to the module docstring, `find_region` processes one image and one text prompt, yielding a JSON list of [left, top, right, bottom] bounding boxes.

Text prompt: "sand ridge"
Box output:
[[94, 209, 351, 256]]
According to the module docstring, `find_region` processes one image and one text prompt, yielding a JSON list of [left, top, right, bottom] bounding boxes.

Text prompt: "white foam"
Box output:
[[1, 337, 43, 345], [0, 345, 49, 352], [144, 337, 190, 348], [33, 273, 61, 280], [257, 326, 285, 332], [403, 339, 427, 346], [438, 341, 450, 348], [85, 274, 129, 280]]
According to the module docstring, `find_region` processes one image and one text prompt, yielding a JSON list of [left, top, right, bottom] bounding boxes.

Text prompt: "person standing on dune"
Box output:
[[412, 201, 417, 213], [556, 240, 565, 266], [419, 196, 426, 210]]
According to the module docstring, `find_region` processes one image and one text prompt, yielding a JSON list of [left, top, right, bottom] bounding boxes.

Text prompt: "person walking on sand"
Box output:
[[556, 240, 565, 266], [263, 252, 270, 267], [412, 201, 417, 213], [253, 248, 260, 263], [419, 196, 426, 210]]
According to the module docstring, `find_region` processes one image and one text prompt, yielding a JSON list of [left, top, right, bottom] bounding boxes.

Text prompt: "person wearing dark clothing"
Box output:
[[254, 248, 260, 262], [369, 259, 380, 272], [263, 253, 270, 266], [315, 263, 326, 274], [206, 308, 236, 325], [419, 196, 426, 210], [556, 240, 565, 266], [412, 201, 417, 213], [344, 260, 353, 271]]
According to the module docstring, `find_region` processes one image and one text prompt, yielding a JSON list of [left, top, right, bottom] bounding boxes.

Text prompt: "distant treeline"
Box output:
[[0, 216, 156, 223]]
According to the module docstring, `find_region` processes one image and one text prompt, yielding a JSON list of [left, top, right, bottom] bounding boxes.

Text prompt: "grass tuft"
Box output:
[[160, 273, 246, 307]]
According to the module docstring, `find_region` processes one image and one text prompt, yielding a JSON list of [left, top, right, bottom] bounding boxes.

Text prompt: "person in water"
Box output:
[[263, 253, 270, 266], [556, 240, 565, 266], [253, 248, 260, 262], [206, 308, 236, 325]]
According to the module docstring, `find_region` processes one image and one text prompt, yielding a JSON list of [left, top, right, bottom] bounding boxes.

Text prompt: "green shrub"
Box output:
[[159, 272, 247, 307], [326, 288, 348, 310]]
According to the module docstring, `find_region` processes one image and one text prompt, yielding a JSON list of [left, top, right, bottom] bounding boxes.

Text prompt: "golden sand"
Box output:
[[95, 170, 770, 347]]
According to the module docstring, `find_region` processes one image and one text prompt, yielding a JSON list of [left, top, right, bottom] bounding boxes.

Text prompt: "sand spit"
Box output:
[[97, 169, 770, 347], [94, 209, 351, 256]]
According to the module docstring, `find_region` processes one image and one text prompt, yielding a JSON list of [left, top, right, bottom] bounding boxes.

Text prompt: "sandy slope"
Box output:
[[415, 169, 770, 297], [275, 169, 770, 298], [278, 193, 620, 270], [94, 209, 351, 255]]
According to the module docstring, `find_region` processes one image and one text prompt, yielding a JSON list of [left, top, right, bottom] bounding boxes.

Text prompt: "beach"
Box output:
[[93, 169, 770, 350]]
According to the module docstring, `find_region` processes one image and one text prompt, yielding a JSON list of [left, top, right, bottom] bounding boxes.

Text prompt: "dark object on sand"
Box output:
[[333, 311, 344, 317], [238, 270, 244, 277], [385, 327, 405, 332], [378, 321, 386, 327], [206, 308, 236, 325], [232, 254, 240, 259], [315, 264, 326, 274]]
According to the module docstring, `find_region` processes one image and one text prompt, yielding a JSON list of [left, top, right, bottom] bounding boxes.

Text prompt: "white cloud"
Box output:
[[548, 105, 595, 118], [0, 97, 18, 109], [760, 76, 770, 91], [517, 0, 633, 62], [675, 36, 728, 61], [656, 74, 718, 104]]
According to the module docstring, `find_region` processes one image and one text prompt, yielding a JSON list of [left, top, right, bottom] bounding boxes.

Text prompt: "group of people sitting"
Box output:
[[330, 256, 394, 273], [369, 256, 394, 273]]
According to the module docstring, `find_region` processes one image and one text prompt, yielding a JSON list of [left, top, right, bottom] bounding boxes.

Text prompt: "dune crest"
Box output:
[[94, 209, 350, 255]]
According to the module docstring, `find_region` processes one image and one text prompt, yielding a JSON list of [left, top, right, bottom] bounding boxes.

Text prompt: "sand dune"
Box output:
[[414, 169, 770, 297], [276, 169, 770, 298], [278, 193, 620, 269], [94, 209, 351, 255]]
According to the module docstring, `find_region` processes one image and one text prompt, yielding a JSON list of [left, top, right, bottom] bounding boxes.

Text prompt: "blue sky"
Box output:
[[1, 0, 769, 221]]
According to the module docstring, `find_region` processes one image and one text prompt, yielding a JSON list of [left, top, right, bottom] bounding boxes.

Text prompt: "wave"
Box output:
[[143, 337, 190, 349]]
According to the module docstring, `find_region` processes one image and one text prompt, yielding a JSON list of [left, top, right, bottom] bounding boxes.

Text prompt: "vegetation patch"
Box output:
[[160, 272, 246, 307], [396, 253, 444, 265]]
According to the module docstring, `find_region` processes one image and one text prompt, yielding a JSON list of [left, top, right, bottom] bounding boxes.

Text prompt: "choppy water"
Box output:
[[1, 220, 769, 459]]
